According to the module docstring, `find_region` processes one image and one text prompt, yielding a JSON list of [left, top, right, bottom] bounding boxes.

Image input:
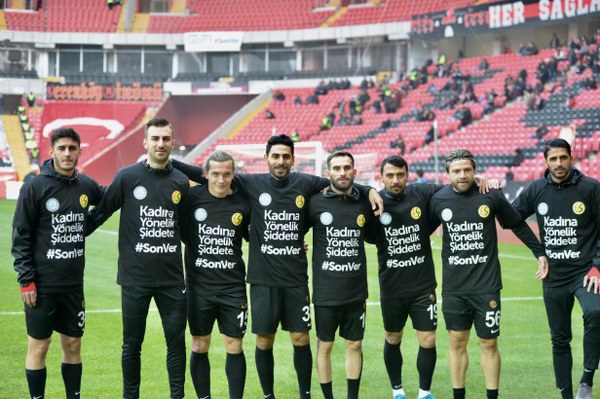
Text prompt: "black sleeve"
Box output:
[[511, 183, 535, 220], [510, 220, 545, 258], [171, 159, 206, 184], [12, 227, 35, 286]]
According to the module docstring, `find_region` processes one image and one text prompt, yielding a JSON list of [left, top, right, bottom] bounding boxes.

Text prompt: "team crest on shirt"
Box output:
[[489, 300, 498, 309], [428, 294, 436, 303], [356, 214, 366, 227], [259, 193, 272, 206], [133, 186, 147, 200], [232, 212, 243, 226], [295, 195, 305, 209], [478, 205, 490, 218], [81, 299, 86, 308], [172, 190, 181, 204], [380, 212, 392, 225], [194, 208, 208, 222], [79, 194, 88, 208], [441, 208, 453, 221], [46, 198, 59, 212], [537, 202, 549, 215], [240, 302, 248, 310], [572, 201, 585, 215], [320, 212, 333, 225], [411, 207, 422, 220]]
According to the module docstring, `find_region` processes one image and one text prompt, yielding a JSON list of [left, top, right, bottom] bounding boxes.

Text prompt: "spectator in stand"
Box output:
[[478, 58, 489, 72], [291, 131, 300, 142], [293, 96, 302, 106], [424, 126, 435, 146], [26, 92, 36, 107], [273, 90, 285, 102], [535, 123, 550, 140], [372, 100, 382, 114], [107, 0, 114, 10], [358, 90, 370, 107], [315, 81, 328, 96], [503, 166, 514, 185], [520, 41, 539, 56], [583, 76, 597, 90], [564, 94, 576, 109], [453, 106, 472, 127], [512, 148, 524, 166], [550, 33, 561, 49], [265, 109, 275, 119], [389, 135, 406, 155], [415, 169, 428, 183], [306, 94, 319, 105]]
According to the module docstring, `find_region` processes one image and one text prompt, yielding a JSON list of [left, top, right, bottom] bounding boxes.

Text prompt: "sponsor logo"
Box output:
[[491, 328, 499, 334], [133, 186, 147, 200], [46, 198, 59, 212], [172, 190, 181, 204], [79, 194, 88, 208], [572, 201, 585, 215], [259, 193, 272, 206], [411, 206, 422, 220], [320, 212, 333, 225], [441, 208, 453, 221], [490, 300, 498, 309], [356, 214, 366, 227], [478, 204, 490, 218], [232, 212, 243, 226], [537, 202, 548, 215], [295, 195, 305, 208], [194, 208, 208, 221], [380, 212, 392, 225]]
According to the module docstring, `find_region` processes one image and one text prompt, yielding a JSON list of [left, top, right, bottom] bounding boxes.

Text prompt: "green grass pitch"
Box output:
[[0, 198, 592, 398]]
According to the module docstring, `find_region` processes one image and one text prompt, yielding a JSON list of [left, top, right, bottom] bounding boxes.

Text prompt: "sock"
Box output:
[[383, 341, 403, 390], [560, 387, 574, 399], [347, 378, 360, 399], [293, 345, 312, 399], [190, 352, 210, 398], [61, 363, 82, 399], [417, 346, 436, 391], [255, 347, 275, 398], [393, 387, 406, 398], [580, 368, 595, 386], [226, 352, 246, 399], [26, 368, 47, 399], [453, 387, 466, 399], [486, 388, 499, 399], [320, 382, 334, 399]]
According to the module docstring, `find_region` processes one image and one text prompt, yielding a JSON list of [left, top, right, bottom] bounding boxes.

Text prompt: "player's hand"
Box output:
[[474, 175, 500, 194], [368, 189, 384, 216], [20, 282, 37, 308], [583, 267, 600, 294], [536, 256, 548, 280]]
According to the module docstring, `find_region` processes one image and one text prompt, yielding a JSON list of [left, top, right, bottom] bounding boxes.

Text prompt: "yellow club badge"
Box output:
[[232, 212, 243, 226], [295, 195, 305, 209], [79, 194, 89, 208], [489, 300, 498, 309], [572, 201, 585, 215], [411, 206, 422, 220], [172, 190, 181, 204], [356, 214, 366, 227], [478, 205, 490, 218]]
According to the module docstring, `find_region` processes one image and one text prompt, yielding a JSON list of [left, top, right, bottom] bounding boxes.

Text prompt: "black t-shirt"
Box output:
[[234, 172, 328, 288], [88, 161, 189, 287], [375, 184, 441, 299], [308, 188, 375, 306], [430, 185, 544, 295], [512, 168, 600, 286], [181, 185, 250, 295], [12, 159, 103, 291]]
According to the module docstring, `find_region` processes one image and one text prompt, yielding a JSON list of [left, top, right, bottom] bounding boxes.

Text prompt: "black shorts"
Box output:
[[381, 291, 438, 333], [315, 302, 366, 341], [442, 292, 501, 339], [25, 288, 86, 340], [250, 285, 311, 334], [188, 290, 248, 338]]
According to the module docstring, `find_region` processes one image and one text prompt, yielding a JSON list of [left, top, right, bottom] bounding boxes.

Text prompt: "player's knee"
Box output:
[[192, 336, 210, 353], [418, 331, 436, 348], [345, 339, 362, 352], [290, 331, 309, 347], [256, 333, 275, 350], [61, 336, 81, 356], [28, 337, 51, 360], [478, 337, 498, 354], [583, 306, 600, 327], [224, 337, 243, 354], [385, 331, 403, 345], [317, 339, 334, 355]]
